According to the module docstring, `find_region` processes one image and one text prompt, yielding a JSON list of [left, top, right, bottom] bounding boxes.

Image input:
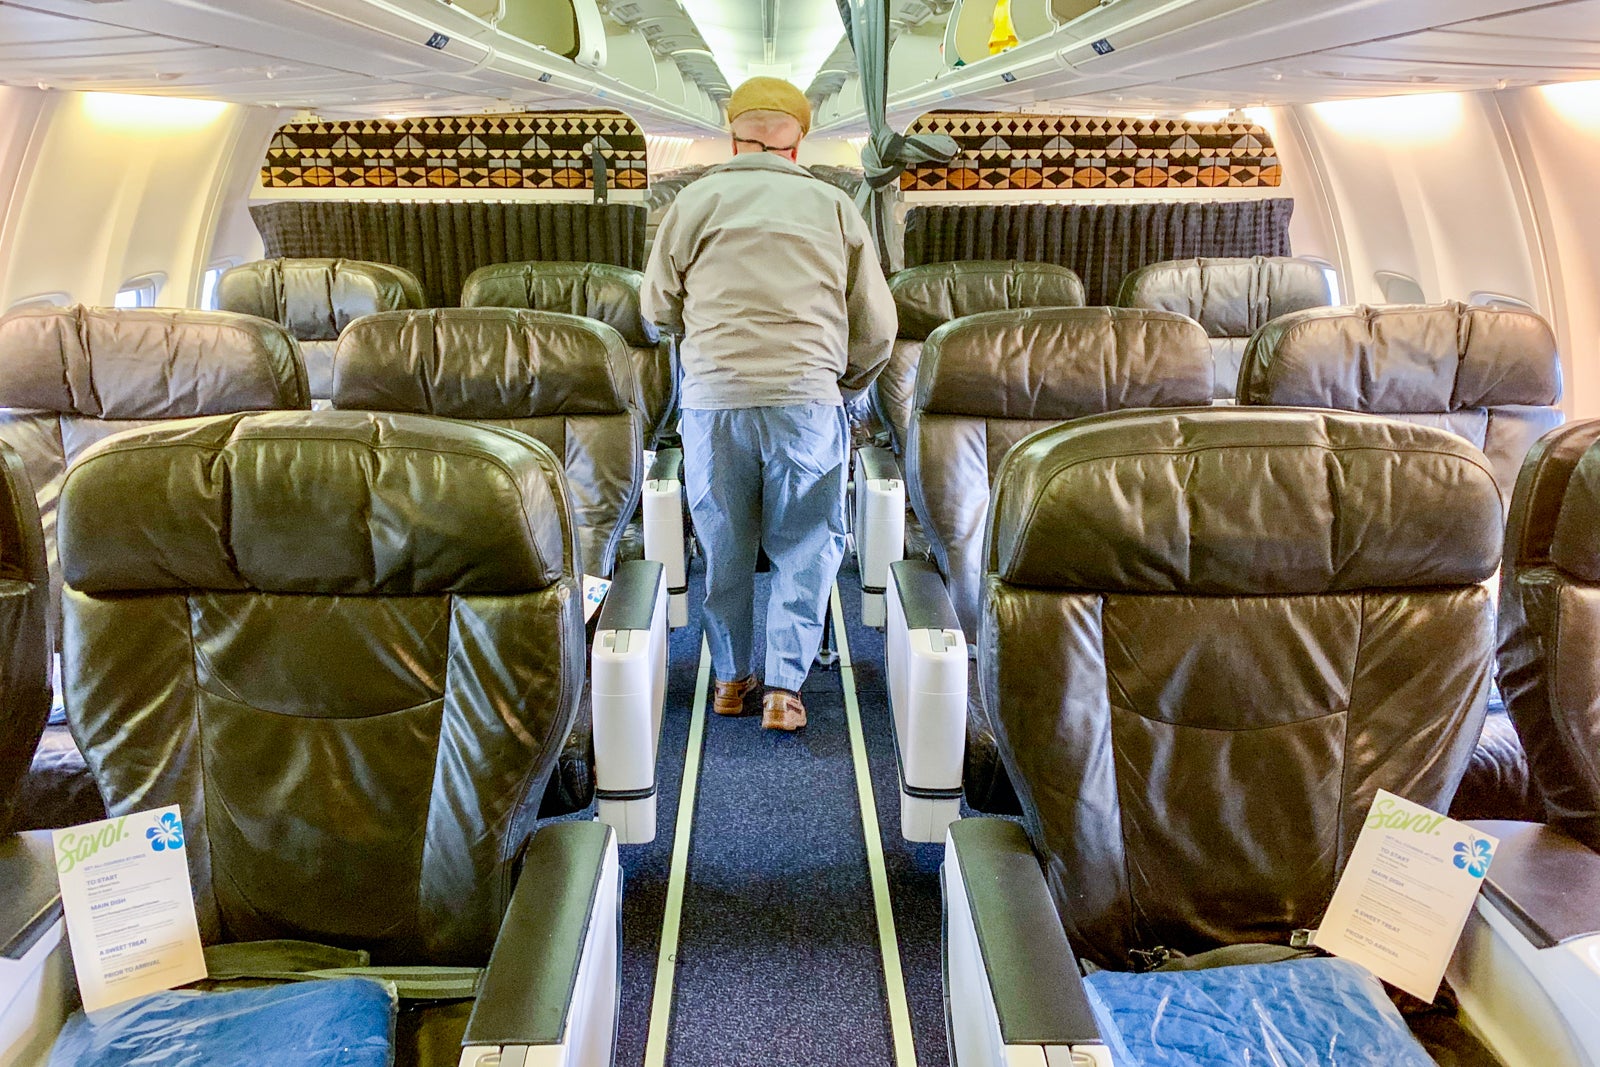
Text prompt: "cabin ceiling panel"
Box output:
[[0, 0, 725, 129]]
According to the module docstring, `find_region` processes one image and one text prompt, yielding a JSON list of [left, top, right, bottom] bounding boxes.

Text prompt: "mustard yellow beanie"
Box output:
[[727, 77, 812, 137]]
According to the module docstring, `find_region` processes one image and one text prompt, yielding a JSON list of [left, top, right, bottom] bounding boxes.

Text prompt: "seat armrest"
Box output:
[[891, 558, 960, 633], [592, 560, 670, 844], [853, 446, 905, 628], [0, 832, 60, 962], [1469, 820, 1600, 947], [886, 560, 965, 843], [646, 447, 682, 486], [642, 448, 687, 628], [945, 818, 1104, 1054], [857, 443, 900, 485], [595, 560, 665, 635], [461, 823, 620, 1058], [1447, 821, 1600, 1067]]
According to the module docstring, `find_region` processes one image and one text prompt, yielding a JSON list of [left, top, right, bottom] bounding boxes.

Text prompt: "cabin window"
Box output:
[[200, 262, 234, 310], [6, 291, 71, 311], [113, 274, 164, 309], [1375, 270, 1425, 304], [1469, 291, 1536, 312], [1299, 256, 1342, 304]]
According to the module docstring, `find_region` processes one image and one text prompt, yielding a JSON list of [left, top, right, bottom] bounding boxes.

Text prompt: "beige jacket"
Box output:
[[640, 153, 897, 410]]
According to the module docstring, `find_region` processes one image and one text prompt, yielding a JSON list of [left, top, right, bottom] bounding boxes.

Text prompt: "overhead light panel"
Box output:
[[678, 0, 842, 91], [81, 92, 229, 130], [1311, 92, 1464, 143]]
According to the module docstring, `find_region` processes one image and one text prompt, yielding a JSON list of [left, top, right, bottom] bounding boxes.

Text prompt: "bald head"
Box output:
[[730, 109, 803, 159]]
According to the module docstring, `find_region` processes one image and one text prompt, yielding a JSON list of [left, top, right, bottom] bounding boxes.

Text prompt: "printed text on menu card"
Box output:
[[1316, 789, 1497, 1002], [53, 805, 207, 1012]]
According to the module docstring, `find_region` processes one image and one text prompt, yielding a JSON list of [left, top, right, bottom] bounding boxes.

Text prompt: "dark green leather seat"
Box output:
[[57, 410, 617, 1066]]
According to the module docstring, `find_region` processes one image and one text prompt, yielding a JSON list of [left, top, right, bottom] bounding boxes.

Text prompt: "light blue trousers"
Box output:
[[681, 404, 848, 693]]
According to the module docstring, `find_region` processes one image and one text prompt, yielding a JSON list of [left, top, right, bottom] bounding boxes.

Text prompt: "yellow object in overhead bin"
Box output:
[[990, 0, 1020, 54]]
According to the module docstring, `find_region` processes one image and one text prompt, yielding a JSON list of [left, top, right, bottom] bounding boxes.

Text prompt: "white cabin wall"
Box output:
[[1290, 92, 1542, 313], [0, 87, 54, 306], [0, 92, 274, 310], [1497, 81, 1600, 420], [206, 108, 287, 284]]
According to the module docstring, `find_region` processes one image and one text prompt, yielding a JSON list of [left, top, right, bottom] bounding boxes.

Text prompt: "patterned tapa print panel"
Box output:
[[262, 111, 648, 190], [900, 112, 1282, 192]]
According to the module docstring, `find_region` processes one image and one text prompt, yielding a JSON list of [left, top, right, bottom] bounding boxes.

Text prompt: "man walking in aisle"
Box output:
[[641, 76, 896, 731]]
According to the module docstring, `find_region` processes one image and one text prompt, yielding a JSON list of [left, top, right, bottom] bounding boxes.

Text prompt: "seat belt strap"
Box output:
[[203, 940, 483, 1000]]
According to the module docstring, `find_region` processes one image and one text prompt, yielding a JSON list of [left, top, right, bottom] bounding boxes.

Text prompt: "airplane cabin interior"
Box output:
[[1, 1, 1600, 1065]]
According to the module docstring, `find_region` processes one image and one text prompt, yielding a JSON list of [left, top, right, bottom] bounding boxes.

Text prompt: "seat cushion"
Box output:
[[13, 723, 105, 831], [1084, 958, 1435, 1067], [1447, 698, 1542, 822]]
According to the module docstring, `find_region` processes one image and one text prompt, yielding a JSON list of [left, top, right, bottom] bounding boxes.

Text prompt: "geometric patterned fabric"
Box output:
[[900, 111, 1281, 191], [261, 110, 648, 191]]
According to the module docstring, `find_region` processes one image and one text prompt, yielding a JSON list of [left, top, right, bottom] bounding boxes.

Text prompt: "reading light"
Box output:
[[81, 92, 229, 130], [1310, 92, 1464, 143]]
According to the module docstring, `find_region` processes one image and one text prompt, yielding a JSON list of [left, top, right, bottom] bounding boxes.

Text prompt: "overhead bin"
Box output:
[[889, 33, 943, 94], [654, 55, 688, 108], [605, 28, 658, 93], [495, 0, 606, 69]]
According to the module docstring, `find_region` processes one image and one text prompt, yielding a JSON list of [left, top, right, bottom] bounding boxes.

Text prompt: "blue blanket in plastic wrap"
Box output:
[[1083, 957, 1437, 1067], [48, 976, 396, 1066]]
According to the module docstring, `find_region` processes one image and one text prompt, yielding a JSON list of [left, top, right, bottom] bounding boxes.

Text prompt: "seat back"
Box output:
[[1238, 302, 1563, 505], [0, 439, 49, 834], [0, 305, 310, 647], [332, 307, 643, 578], [218, 258, 425, 399], [880, 261, 1086, 451], [60, 411, 583, 964], [460, 261, 672, 443], [981, 409, 1502, 968], [1498, 419, 1600, 850], [908, 306, 1210, 637], [1117, 256, 1330, 399]]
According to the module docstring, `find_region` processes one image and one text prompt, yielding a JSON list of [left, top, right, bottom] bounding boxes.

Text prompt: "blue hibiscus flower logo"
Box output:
[[1452, 838, 1492, 878], [146, 812, 185, 853]]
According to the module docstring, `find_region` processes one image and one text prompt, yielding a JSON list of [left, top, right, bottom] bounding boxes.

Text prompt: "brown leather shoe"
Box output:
[[712, 675, 759, 717], [762, 689, 807, 732]]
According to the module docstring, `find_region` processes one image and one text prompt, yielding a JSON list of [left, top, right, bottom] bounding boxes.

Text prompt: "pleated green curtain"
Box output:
[[833, 0, 958, 271], [903, 199, 1298, 305], [249, 201, 648, 307]]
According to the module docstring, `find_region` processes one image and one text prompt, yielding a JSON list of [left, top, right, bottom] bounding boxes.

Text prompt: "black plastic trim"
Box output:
[[648, 447, 683, 484], [857, 444, 901, 484], [595, 785, 657, 802], [595, 559, 665, 634], [891, 559, 961, 633], [0, 832, 63, 960], [948, 818, 1104, 1046], [463, 822, 614, 1048], [1471, 820, 1600, 949], [668, 585, 687, 596]]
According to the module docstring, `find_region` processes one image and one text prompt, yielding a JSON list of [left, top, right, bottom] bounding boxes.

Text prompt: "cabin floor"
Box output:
[[617, 559, 953, 1067]]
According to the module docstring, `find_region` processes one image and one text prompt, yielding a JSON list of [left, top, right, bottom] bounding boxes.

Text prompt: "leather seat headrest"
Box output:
[[217, 258, 425, 342], [1117, 256, 1329, 338], [332, 308, 635, 419], [460, 261, 659, 348], [0, 305, 309, 414], [1240, 302, 1562, 412], [60, 410, 571, 595], [915, 307, 1213, 419], [989, 408, 1503, 594], [1551, 439, 1600, 582], [889, 261, 1086, 340]]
